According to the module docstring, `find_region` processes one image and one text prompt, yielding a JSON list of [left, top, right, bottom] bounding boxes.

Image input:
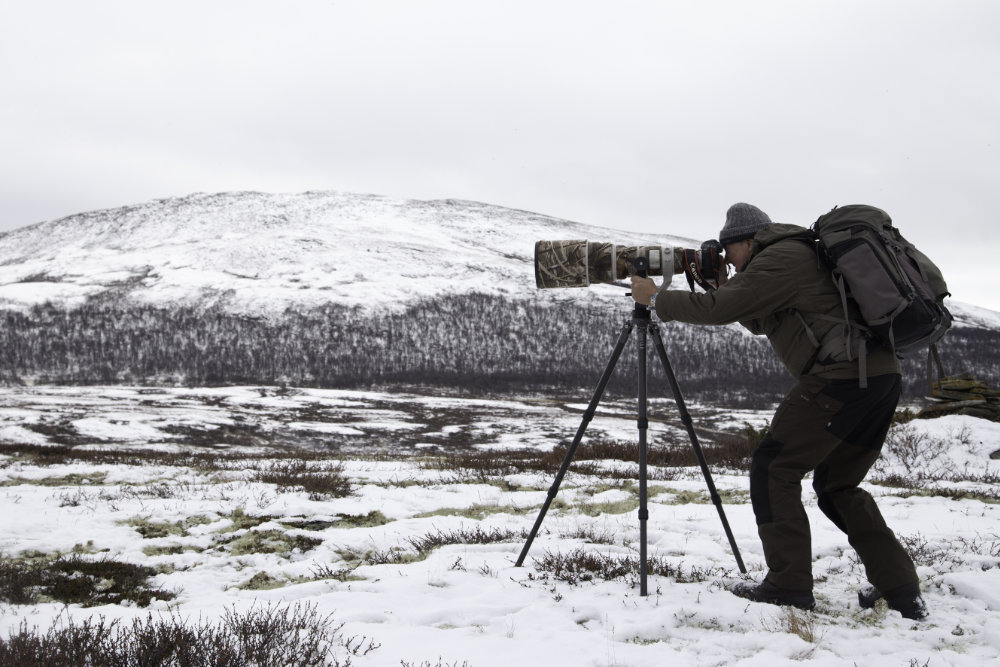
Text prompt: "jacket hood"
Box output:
[[754, 223, 813, 247]]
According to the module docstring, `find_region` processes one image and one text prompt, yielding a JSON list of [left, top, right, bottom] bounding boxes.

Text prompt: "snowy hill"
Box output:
[[0, 191, 694, 315], [0, 191, 997, 402], [1, 189, 996, 325]]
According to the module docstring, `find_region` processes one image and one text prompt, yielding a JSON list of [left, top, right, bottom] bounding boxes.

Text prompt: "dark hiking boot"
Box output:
[[858, 582, 928, 620], [858, 585, 882, 609], [730, 579, 815, 611]]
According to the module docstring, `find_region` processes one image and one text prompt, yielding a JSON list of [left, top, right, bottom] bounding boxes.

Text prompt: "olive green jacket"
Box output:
[[654, 223, 900, 380]]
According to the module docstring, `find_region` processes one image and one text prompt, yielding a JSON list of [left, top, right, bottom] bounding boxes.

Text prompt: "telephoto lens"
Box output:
[[534, 240, 680, 289]]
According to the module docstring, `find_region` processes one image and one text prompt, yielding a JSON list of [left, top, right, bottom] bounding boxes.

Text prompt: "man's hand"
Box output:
[[630, 276, 658, 306]]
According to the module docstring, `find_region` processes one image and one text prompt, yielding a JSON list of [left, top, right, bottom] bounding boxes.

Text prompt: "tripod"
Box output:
[[515, 295, 747, 595]]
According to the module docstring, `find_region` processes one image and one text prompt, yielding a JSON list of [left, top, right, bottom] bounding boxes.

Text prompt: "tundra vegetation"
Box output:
[[0, 386, 996, 665]]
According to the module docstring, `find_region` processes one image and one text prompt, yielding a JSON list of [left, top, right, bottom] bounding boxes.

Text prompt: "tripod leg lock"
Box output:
[[637, 509, 649, 520]]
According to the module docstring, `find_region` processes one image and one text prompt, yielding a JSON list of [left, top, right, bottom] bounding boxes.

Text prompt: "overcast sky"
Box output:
[[2, 1, 998, 309]]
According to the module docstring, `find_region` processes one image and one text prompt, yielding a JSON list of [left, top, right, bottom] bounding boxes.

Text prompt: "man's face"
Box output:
[[724, 240, 753, 273]]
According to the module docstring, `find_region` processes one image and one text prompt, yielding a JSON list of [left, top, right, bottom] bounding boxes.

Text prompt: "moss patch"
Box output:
[[654, 487, 750, 505], [142, 544, 192, 557], [218, 507, 275, 533], [219, 529, 323, 556], [413, 502, 542, 521], [239, 571, 287, 591], [1, 472, 108, 487], [121, 514, 215, 539], [281, 510, 392, 531], [577, 498, 640, 517]]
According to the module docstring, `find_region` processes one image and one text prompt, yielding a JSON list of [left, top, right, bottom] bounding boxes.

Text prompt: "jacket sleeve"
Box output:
[[653, 245, 800, 326]]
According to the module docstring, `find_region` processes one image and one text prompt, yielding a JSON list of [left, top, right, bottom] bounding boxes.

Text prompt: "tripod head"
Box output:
[[627, 256, 653, 320]]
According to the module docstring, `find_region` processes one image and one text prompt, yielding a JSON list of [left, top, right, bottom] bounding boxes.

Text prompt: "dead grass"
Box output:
[[762, 606, 821, 648]]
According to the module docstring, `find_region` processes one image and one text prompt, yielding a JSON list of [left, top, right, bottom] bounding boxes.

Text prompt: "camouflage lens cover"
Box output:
[[534, 241, 677, 289]]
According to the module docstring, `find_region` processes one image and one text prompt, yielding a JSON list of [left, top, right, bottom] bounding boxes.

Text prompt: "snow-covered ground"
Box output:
[[0, 385, 998, 666]]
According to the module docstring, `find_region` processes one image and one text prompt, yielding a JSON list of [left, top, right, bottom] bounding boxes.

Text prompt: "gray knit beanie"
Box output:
[[718, 203, 772, 245]]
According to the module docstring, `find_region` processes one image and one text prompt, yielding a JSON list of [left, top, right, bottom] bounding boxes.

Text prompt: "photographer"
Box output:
[[630, 203, 927, 620]]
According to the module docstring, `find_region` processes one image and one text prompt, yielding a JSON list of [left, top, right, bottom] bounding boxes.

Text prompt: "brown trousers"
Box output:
[[749, 373, 918, 592]]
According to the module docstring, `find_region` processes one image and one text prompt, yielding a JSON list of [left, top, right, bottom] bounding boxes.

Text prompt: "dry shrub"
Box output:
[[254, 460, 352, 500], [0, 603, 377, 667], [532, 547, 729, 586]]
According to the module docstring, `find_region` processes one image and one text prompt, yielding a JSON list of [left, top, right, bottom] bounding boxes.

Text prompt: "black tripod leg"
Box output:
[[515, 317, 635, 567], [649, 324, 747, 574], [636, 315, 650, 596]]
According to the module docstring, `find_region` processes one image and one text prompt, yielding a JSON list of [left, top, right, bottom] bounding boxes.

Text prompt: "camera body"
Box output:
[[687, 239, 724, 290]]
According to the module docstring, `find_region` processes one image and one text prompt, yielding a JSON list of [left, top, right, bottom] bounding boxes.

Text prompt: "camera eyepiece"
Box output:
[[698, 240, 723, 282]]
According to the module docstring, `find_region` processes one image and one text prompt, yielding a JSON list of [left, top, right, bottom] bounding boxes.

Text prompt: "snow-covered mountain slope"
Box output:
[[946, 301, 1000, 330], [0, 190, 996, 329], [0, 191, 692, 315]]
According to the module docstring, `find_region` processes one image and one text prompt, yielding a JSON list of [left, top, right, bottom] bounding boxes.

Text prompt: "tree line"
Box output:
[[0, 294, 993, 409]]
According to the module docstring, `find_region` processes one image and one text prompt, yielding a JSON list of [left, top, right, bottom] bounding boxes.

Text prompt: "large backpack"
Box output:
[[813, 204, 952, 352], [804, 205, 952, 386]]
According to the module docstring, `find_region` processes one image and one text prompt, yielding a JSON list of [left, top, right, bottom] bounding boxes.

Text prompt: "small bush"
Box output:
[[0, 602, 377, 666], [406, 525, 527, 554], [558, 525, 617, 545], [896, 532, 1000, 569], [254, 460, 352, 500], [881, 425, 931, 476], [420, 449, 546, 479], [357, 546, 425, 567], [532, 548, 728, 586], [873, 423, 997, 485], [738, 420, 770, 450], [535, 548, 633, 584], [310, 563, 360, 582], [0, 554, 175, 607]]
